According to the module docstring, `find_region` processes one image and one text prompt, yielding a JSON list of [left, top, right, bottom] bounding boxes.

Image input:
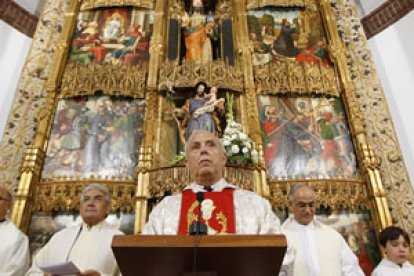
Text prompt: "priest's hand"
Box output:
[[78, 269, 101, 276]]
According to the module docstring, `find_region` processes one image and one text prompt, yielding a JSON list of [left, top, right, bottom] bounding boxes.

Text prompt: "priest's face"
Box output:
[[80, 188, 110, 226], [0, 187, 12, 221], [289, 186, 316, 225], [185, 130, 227, 186]]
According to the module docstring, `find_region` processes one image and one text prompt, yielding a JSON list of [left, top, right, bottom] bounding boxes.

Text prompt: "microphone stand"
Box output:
[[189, 192, 208, 235], [189, 192, 208, 276]]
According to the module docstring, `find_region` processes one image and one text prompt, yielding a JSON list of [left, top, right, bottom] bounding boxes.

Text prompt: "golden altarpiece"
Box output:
[[1, 0, 414, 268]]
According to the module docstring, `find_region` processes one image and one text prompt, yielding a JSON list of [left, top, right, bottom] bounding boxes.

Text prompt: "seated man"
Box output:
[[142, 130, 293, 274], [0, 186, 30, 275], [282, 184, 364, 276], [26, 184, 124, 276]]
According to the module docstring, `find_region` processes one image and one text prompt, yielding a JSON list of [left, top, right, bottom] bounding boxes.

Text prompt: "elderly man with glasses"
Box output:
[[0, 186, 30, 275], [282, 184, 364, 276], [26, 184, 124, 276]]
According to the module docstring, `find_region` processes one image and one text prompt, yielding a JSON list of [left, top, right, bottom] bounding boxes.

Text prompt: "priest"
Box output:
[[142, 130, 294, 275], [0, 186, 30, 276], [26, 184, 123, 276], [282, 184, 364, 276]]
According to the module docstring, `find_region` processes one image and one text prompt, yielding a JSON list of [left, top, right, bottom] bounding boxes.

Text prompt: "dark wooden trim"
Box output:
[[0, 0, 38, 38], [362, 0, 414, 39]]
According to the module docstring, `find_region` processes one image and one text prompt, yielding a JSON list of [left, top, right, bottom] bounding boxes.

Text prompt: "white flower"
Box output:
[[231, 145, 240, 154], [222, 139, 231, 146], [232, 134, 238, 140], [242, 147, 249, 154], [244, 142, 252, 149], [239, 133, 247, 140]]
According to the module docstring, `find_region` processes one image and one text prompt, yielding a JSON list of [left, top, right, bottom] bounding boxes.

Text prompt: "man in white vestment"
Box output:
[[0, 186, 30, 276], [142, 130, 294, 275], [281, 184, 364, 276], [26, 184, 124, 276]]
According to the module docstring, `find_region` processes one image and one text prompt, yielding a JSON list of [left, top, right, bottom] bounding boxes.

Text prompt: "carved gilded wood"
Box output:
[[159, 60, 244, 92], [246, 0, 306, 9], [80, 0, 154, 11], [331, 0, 414, 254], [4, 0, 411, 247], [60, 62, 147, 98], [253, 59, 339, 96]]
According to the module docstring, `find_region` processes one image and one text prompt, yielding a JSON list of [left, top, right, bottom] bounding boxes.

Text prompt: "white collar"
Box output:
[[183, 179, 237, 192], [382, 258, 412, 269], [81, 220, 106, 231], [287, 217, 321, 230]]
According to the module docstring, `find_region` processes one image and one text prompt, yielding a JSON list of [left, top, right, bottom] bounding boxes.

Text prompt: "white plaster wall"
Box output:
[[368, 11, 414, 187], [14, 0, 45, 16], [0, 21, 32, 140]]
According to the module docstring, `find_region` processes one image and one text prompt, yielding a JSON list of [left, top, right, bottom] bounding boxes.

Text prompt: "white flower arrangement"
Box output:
[[221, 120, 258, 165]]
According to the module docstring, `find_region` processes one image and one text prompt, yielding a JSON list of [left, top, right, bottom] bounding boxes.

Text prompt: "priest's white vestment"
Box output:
[[282, 217, 364, 276], [26, 221, 123, 276], [0, 220, 30, 276]]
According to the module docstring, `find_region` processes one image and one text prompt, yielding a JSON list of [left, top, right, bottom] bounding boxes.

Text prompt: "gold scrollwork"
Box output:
[[80, 0, 154, 11], [60, 62, 147, 98], [32, 181, 136, 212], [148, 166, 255, 197], [159, 60, 244, 92], [268, 179, 368, 210], [168, 0, 183, 19], [253, 58, 339, 97], [246, 0, 306, 10]]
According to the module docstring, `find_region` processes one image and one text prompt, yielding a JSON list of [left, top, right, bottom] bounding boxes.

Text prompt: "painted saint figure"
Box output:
[[181, 0, 213, 64]]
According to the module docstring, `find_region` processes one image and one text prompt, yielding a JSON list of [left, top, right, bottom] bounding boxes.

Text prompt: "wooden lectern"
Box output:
[[112, 235, 287, 276]]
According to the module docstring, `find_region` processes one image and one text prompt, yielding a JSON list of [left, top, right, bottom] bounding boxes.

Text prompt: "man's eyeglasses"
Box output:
[[295, 201, 316, 209]]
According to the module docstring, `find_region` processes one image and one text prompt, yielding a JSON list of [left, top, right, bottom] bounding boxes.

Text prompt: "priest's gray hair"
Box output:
[[185, 130, 226, 158], [288, 184, 315, 202], [81, 183, 111, 204]]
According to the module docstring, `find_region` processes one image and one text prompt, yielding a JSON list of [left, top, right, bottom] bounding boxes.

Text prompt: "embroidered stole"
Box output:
[[178, 188, 236, 235]]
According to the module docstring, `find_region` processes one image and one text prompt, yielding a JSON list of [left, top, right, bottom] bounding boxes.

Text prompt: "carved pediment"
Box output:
[[80, 0, 154, 11], [61, 62, 147, 98]]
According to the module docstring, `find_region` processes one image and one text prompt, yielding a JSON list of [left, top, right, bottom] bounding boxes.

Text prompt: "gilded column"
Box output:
[[232, 0, 268, 196], [134, 0, 167, 233], [319, 0, 391, 230], [11, 0, 82, 232]]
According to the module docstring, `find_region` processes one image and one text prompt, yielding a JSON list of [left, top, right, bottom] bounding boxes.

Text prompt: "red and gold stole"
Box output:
[[178, 188, 236, 235]]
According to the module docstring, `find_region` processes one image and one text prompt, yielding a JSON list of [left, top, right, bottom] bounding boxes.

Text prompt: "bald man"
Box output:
[[282, 184, 364, 276], [0, 186, 30, 275]]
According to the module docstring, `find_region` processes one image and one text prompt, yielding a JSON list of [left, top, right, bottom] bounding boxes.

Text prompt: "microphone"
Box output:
[[189, 192, 208, 235]]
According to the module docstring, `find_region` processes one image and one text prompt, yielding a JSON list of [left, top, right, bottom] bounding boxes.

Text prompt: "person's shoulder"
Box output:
[[101, 221, 125, 235], [235, 187, 264, 199], [234, 188, 272, 208], [150, 193, 182, 213], [4, 220, 29, 240], [281, 217, 294, 230]]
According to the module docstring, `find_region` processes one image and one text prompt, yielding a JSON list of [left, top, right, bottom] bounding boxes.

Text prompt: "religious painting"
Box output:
[[41, 95, 145, 179], [247, 7, 331, 66], [28, 212, 134, 254], [317, 209, 381, 275], [68, 7, 153, 66], [258, 95, 358, 179]]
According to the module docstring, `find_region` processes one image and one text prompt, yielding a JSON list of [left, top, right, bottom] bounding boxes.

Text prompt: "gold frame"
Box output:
[[9, 0, 395, 239]]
